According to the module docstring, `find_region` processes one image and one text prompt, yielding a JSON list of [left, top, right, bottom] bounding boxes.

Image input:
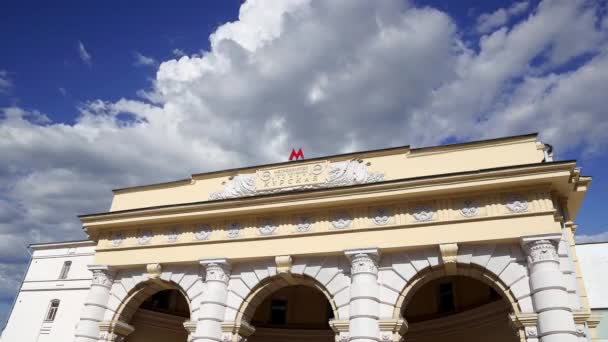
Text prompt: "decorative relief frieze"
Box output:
[[111, 232, 124, 247], [295, 216, 312, 233], [102, 188, 553, 249], [258, 218, 277, 236], [137, 230, 153, 245], [506, 194, 529, 213], [195, 225, 212, 241], [412, 204, 434, 222], [331, 211, 352, 229], [459, 199, 480, 218], [166, 228, 179, 243], [226, 222, 242, 238], [209, 159, 384, 200], [372, 207, 391, 226]]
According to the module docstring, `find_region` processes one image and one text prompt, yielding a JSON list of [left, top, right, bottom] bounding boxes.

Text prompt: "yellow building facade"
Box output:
[[73, 133, 597, 342]]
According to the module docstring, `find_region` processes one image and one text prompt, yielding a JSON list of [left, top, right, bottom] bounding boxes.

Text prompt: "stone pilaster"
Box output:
[[345, 248, 380, 342], [193, 259, 231, 342], [522, 236, 577, 342], [74, 265, 114, 342]]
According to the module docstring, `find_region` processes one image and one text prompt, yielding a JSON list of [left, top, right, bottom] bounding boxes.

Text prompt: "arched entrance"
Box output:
[[401, 274, 519, 342], [237, 275, 337, 342], [109, 281, 192, 342]]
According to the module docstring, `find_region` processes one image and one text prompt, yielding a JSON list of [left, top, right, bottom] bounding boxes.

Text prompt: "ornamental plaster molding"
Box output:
[[294, 216, 312, 232], [506, 194, 529, 213], [209, 159, 384, 200], [195, 225, 212, 240], [439, 243, 459, 274], [258, 218, 277, 236], [89, 265, 114, 288], [345, 248, 379, 275], [459, 199, 480, 218], [111, 232, 124, 247], [136, 229, 152, 245], [226, 222, 241, 239], [331, 212, 352, 229], [412, 204, 434, 222], [146, 263, 162, 280], [521, 236, 560, 264], [275, 255, 293, 274], [166, 228, 179, 243], [201, 259, 231, 284], [372, 207, 391, 226]]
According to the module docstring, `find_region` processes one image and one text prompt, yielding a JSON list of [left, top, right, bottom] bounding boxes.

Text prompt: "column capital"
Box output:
[[520, 235, 561, 265], [98, 320, 134, 342], [87, 265, 115, 288], [345, 248, 379, 276], [200, 258, 231, 283]]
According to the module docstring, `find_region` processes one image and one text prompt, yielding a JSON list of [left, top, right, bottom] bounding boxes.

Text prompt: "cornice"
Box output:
[[81, 161, 576, 229]]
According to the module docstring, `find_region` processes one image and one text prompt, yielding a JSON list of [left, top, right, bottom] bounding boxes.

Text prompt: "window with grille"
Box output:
[[58, 261, 72, 280], [45, 300, 60, 322]]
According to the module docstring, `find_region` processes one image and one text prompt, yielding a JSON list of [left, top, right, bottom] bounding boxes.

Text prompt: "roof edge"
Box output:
[[29, 239, 95, 249], [81, 159, 575, 220]]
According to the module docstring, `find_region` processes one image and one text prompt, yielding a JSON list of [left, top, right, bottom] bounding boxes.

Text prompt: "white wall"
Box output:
[[576, 242, 608, 309], [0, 241, 94, 342]]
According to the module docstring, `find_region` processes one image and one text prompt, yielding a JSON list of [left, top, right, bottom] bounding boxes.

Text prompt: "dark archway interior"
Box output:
[[249, 285, 334, 342], [402, 276, 518, 342], [125, 289, 190, 342]]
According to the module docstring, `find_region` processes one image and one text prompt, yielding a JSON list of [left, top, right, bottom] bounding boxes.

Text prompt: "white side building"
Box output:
[[0, 240, 95, 342], [576, 242, 608, 341]]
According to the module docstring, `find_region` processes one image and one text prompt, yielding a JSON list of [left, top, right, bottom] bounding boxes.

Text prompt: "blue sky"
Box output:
[[1, 0, 607, 329]]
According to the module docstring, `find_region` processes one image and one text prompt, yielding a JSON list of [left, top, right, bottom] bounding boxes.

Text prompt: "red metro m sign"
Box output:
[[289, 148, 304, 161]]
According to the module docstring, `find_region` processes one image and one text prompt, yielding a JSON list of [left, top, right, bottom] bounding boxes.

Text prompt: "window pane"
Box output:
[[270, 299, 287, 325], [45, 301, 60, 321]]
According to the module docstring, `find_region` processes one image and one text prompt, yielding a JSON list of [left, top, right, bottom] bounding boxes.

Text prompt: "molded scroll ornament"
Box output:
[[459, 199, 479, 218], [209, 159, 384, 200], [524, 326, 538, 338], [412, 204, 434, 222], [372, 208, 391, 225], [506, 194, 528, 213], [331, 212, 352, 229]]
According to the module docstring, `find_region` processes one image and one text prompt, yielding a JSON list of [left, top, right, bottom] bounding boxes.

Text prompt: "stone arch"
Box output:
[[224, 255, 351, 325], [376, 244, 533, 320], [103, 265, 204, 323], [235, 273, 339, 327]]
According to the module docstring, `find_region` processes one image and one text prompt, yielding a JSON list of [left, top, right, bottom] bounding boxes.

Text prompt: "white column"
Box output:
[[345, 248, 380, 342], [522, 236, 577, 342], [193, 259, 231, 342], [74, 265, 114, 342]]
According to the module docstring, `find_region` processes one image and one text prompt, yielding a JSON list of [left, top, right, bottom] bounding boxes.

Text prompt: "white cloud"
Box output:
[[134, 52, 157, 67], [476, 1, 530, 34], [77, 41, 92, 66], [0, 70, 13, 94], [0, 0, 607, 321], [576, 231, 608, 244], [172, 48, 186, 57], [58, 87, 67, 96]]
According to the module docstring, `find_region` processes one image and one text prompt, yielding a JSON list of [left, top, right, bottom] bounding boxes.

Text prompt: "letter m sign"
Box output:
[[289, 148, 304, 161]]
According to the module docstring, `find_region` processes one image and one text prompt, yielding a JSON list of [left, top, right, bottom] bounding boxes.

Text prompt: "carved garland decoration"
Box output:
[[210, 159, 384, 200]]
